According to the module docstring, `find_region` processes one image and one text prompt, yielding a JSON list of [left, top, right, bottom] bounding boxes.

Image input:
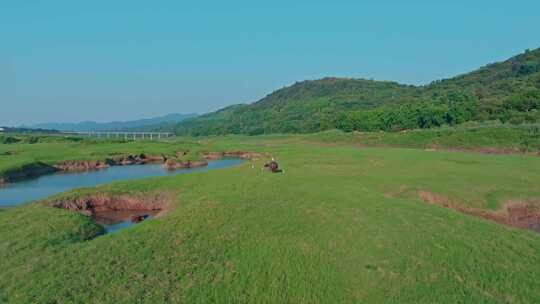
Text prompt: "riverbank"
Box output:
[[0, 147, 261, 186], [0, 139, 185, 184], [1, 154, 176, 185], [0, 158, 245, 207]]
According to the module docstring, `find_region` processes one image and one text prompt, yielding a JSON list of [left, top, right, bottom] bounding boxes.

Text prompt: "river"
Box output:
[[0, 159, 243, 232]]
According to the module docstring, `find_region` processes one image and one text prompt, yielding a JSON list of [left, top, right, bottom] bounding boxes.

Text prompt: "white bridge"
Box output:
[[63, 131, 174, 140]]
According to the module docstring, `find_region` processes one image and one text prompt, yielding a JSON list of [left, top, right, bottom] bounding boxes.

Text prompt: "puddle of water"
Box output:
[[93, 210, 160, 233]]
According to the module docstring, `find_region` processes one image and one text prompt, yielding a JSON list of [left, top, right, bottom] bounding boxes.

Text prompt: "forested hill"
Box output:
[[426, 48, 540, 106], [167, 79, 422, 135], [172, 48, 540, 135]]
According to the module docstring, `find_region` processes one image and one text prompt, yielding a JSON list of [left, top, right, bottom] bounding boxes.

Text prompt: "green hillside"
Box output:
[[172, 48, 540, 135], [426, 48, 540, 104]]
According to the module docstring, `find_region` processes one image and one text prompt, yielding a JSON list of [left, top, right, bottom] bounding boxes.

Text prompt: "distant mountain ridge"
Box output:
[[171, 48, 540, 135], [26, 113, 197, 132]]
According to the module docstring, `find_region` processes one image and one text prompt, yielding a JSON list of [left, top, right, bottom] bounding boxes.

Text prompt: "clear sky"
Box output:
[[1, 0, 538, 126]]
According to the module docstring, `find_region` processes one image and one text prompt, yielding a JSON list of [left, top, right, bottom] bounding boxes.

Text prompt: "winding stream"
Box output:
[[0, 159, 243, 232]]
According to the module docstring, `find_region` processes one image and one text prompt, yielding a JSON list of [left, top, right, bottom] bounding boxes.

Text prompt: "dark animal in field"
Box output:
[[264, 159, 283, 173]]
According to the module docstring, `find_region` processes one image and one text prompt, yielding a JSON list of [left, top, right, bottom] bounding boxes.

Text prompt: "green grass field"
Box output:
[[1, 129, 540, 303]]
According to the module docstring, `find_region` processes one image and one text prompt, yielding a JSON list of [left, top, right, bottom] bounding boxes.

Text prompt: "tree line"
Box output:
[[336, 90, 539, 133]]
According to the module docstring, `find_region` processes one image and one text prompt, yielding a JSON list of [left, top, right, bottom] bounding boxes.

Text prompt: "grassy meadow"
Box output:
[[0, 128, 540, 303]]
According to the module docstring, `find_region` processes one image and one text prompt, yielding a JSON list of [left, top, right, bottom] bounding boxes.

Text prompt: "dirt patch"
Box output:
[[107, 154, 166, 166], [202, 152, 223, 160], [224, 151, 264, 159], [418, 191, 540, 233], [55, 154, 167, 171], [49, 193, 173, 218], [54, 160, 109, 171], [202, 151, 264, 160], [162, 159, 208, 170]]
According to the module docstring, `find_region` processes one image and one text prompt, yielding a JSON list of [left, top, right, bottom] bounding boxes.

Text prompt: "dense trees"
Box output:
[[336, 99, 478, 132], [503, 90, 540, 112]]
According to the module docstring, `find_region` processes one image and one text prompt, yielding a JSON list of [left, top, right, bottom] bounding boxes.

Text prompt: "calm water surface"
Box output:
[[0, 159, 243, 232]]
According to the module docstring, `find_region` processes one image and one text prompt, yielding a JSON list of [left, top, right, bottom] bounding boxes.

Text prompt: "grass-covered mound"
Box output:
[[1, 134, 539, 303]]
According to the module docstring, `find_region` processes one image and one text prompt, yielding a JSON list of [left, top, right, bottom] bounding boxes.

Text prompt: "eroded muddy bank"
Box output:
[[202, 151, 264, 160], [50, 194, 171, 216], [50, 194, 172, 232], [162, 159, 208, 170], [55, 154, 166, 171], [419, 191, 540, 233]]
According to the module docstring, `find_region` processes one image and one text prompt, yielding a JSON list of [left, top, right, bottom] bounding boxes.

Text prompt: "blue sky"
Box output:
[[1, 0, 538, 126]]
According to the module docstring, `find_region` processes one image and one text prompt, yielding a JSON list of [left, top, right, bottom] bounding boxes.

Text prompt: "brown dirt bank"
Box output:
[[56, 154, 167, 171], [202, 151, 265, 160], [54, 160, 110, 171], [49, 193, 173, 218], [162, 159, 208, 170], [418, 191, 540, 233], [107, 154, 166, 166]]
